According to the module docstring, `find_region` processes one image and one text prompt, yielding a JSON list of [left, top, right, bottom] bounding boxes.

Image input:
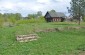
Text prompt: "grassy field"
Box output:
[[0, 22, 85, 55]]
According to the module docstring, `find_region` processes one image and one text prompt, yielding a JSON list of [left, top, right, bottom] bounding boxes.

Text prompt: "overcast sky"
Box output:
[[0, 0, 71, 16]]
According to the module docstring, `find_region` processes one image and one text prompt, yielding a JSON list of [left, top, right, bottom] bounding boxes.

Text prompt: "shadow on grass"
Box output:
[[52, 23, 76, 26]]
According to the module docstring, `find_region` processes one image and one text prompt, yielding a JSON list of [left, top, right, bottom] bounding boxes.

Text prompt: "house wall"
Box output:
[[45, 17, 64, 22], [46, 18, 52, 22], [52, 17, 61, 22]]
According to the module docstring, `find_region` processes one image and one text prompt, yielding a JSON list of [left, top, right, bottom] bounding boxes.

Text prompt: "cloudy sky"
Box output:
[[0, 0, 71, 16]]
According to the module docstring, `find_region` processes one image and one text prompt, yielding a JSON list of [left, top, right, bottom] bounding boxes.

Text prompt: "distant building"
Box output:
[[44, 11, 66, 22]]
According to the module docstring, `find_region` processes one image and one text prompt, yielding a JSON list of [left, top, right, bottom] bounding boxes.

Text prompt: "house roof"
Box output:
[[47, 11, 66, 18]]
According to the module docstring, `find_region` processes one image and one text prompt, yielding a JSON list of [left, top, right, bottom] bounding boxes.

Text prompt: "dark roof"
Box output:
[[47, 11, 65, 18]]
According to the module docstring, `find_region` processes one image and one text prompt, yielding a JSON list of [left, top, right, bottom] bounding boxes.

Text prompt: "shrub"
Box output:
[[0, 18, 4, 27], [16, 18, 46, 24], [77, 44, 85, 51], [84, 16, 85, 22]]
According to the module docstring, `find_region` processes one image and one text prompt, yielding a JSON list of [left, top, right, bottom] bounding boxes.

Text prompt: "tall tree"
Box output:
[[37, 11, 42, 17], [67, 0, 85, 25], [28, 14, 38, 19], [50, 10, 56, 12], [15, 13, 22, 20]]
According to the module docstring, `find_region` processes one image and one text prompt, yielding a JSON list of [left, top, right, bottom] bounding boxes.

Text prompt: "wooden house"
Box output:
[[44, 11, 66, 22]]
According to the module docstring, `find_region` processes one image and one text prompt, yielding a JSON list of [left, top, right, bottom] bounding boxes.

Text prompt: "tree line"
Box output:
[[0, 11, 44, 27]]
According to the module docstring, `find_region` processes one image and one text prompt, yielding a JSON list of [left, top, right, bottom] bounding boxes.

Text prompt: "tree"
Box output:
[[3, 13, 22, 25], [28, 14, 38, 19], [67, 0, 85, 25], [50, 10, 56, 12], [15, 13, 22, 20], [37, 11, 42, 17]]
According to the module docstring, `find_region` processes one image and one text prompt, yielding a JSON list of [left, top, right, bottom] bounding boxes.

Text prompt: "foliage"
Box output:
[[28, 11, 42, 19], [8, 14, 16, 24], [0, 13, 4, 27], [68, 0, 85, 20], [0, 12, 44, 27], [67, 0, 85, 25], [15, 13, 22, 20], [77, 44, 85, 51], [28, 14, 37, 19], [0, 17, 3, 27], [37, 11, 42, 17], [84, 16, 85, 21], [0, 13, 22, 27], [2, 13, 20, 21], [16, 17, 46, 24], [50, 9, 56, 12]]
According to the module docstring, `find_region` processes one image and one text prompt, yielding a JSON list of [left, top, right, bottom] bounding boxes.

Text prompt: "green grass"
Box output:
[[0, 22, 85, 55]]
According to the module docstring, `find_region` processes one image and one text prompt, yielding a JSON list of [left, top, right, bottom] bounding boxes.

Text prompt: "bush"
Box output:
[[84, 17, 85, 22], [77, 44, 85, 51], [0, 18, 4, 27], [16, 18, 46, 24]]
